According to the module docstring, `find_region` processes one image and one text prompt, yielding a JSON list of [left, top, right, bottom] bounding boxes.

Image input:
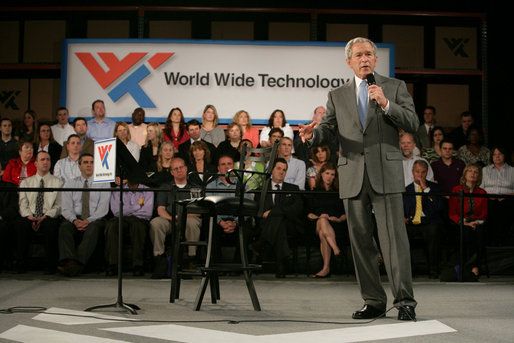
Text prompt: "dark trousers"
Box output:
[[257, 215, 299, 261], [105, 216, 148, 267], [406, 222, 440, 274], [13, 216, 61, 269], [487, 199, 514, 246], [59, 219, 105, 265]]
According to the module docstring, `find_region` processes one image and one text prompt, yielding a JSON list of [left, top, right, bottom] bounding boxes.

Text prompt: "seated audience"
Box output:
[[233, 110, 259, 148], [456, 125, 490, 167], [178, 119, 217, 165], [400, 132, 434, 187], [60, 117, 94, 158], [114, 121, 140, 162], [0, 118, 18, 174], [163, 107, 189, 152], [187, 140, 217, 187], [421, 126, 448, 164], [277, 137, 306, 190], [51, 107, 75, 147], [54, 134, 82, 183], [481, 146, 514, 246], [306, 145, 330, 190], [58, 153, 111, 276], [139, 122, 163, 173], [105, 178, 154, 276], [86, 99, 116, 141], [216, 122, 242, 164], [33, 123, 62, 172], [403, 160, 443, 278], [128, 107, 148, 148], [2, 140, 36, 186], [431, 140, 466, 195], [235, 139, 265, 191], [14, 109, 38, 142], [147, 141, 174, 187], [448, 163, 488, 279], [200, 104, 225, 147], [259, 109, 294, 148], [306, 163, 346, 278], [149, 157, 202, 278], [448, 111, 474, 150], [416, 105, 437, 152], [13, 151, 63, 273], [250, 158, 303, 278]]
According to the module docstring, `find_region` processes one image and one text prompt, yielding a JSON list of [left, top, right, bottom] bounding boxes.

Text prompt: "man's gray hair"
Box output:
[[345, 37, 378, 59]]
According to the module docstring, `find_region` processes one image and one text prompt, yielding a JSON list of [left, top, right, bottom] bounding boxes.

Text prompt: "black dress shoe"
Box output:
[[397, 305, 416, 321], [352, 304, 386, 319]]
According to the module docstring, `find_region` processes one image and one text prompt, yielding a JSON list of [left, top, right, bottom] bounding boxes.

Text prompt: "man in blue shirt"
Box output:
[[86, 99, 116, 141]]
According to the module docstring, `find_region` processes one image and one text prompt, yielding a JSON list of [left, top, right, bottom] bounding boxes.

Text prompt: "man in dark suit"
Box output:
[[178, 119, 217, 165], [251, 157, 303, 278], [403, 159, 443, 279], [415, 105, 436, 151], [300, 37, 419, 320]]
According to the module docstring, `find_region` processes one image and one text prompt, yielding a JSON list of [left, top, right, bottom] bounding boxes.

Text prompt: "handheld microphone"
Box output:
[[366, 73, 376, 86]]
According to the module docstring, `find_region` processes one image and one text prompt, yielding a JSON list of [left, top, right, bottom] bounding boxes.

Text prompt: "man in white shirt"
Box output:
[[14, 151, 63, 273], [128, 107, 147, 148], [54, 134, 82, 183], [400, 132, 434, 187], [51, 107, 75, 147], [277, 137, 306, 190], [58, 153, 111, 276]]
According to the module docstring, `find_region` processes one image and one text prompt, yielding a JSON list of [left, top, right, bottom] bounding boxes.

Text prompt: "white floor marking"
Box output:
[[104, 319, 456, 343], [0, 325, 129, 343], [33, 307, 137, 325]]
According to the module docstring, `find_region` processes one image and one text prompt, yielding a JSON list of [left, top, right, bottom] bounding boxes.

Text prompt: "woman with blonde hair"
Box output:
[[200, 104, 225, 147], [139, 122, 163, 173], [114, 121, 140, 162], [148, 141, 175, 186], [233, 110, 259, 148]]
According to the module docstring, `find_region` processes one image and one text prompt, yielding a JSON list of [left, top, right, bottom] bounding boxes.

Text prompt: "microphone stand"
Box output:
[[85, 165, 140, 314]]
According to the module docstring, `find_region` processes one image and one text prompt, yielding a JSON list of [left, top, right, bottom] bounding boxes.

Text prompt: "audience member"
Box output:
[[87, 99, 116, 141], [163, 107, 189, 152], [235, 139, 265, 191], [250, 158, 303, 278], [233, 110, 259, 148], [277, 137, 306, 190], [105, 178, 154, 276], [200, 104, 225, 147], [482, 146, 514, 245], [0, 118, 19, 173], [306, 145, 330, 190], [147, 141, 174, 187], [60, 117, 94, 158], [14, 151, 63, 273], [403, 160, 443, 278], [178, 119, 217, 165], [54, 134, 82, 183], [58, 153, 111, 276], [431, 140, 466, 194], [139, 122, 163, 173], [51, 107, 75, 146], [216, 122, 242, 163], [448, 163, 488, 279], [149, 157, 201, 278], [187, 140, 217, 187], [114, 121, 140, 162], [449, 111, 474, 150], [14, 109, 38, 142], [400, 132, 434, 187], [259, 109, 294, 148], [128, 107, 147, 148], [456, 125, 490, 167], [33, 124, 62, 172], [421, 126, 447, 163], [2, 140, 36, 186], [312, 106, 326, 125], [416, 106, 436, 151], [306, 163, 346, 278]]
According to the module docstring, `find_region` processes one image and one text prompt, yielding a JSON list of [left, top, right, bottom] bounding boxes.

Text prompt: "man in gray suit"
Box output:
[[300, 37, 419, 321]]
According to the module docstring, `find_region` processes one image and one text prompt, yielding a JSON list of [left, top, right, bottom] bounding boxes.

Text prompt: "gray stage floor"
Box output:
[[1, 273, 513, 343]]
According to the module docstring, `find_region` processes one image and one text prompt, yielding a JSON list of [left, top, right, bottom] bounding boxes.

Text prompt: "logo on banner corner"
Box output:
[[76, 51, 174, 108], [98, 143, 112, 169]]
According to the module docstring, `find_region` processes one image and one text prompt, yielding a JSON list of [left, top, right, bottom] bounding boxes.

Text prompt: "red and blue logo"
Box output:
[[76, 52, 174, 108]]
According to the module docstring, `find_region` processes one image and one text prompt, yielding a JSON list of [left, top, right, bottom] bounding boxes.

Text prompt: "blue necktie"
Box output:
[[358, 79, 368, 127]]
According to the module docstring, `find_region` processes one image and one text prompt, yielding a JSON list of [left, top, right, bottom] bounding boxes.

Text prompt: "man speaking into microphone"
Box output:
[[299, 37, 419, 321]]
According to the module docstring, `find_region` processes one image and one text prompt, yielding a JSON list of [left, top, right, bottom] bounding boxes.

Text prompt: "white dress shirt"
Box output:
[[19, 173, 63, 218]]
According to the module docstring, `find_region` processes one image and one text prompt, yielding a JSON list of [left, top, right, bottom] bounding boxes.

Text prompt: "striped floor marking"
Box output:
[[0, 325, 129, 343]]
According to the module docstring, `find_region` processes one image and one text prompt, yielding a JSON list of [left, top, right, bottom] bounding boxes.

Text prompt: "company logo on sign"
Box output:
[[76, 52, 174, 108], [98, 144, 112, 169]]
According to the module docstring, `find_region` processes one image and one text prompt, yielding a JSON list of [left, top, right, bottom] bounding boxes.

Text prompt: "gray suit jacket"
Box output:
[[311, 73, 419, 198], [416, 124, 430, 150]]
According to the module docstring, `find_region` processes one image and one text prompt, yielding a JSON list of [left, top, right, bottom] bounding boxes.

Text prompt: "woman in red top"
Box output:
[[449, 163, 488, 278], [2, 140, 36, 186], [233, 110, 259, 148], [162, 107, 189, 152]]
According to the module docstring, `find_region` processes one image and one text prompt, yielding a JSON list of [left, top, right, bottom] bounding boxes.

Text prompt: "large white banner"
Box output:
[[61, 39, 394, 124]]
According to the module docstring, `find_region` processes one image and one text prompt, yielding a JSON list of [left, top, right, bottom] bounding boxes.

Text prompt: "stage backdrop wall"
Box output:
[[61, 39, 394, 125]]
